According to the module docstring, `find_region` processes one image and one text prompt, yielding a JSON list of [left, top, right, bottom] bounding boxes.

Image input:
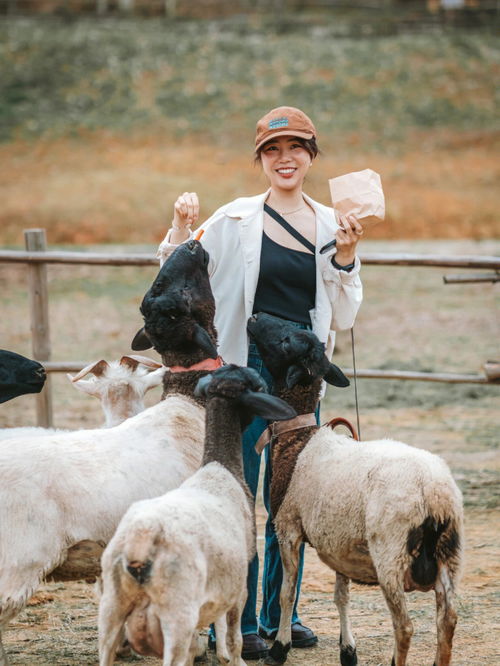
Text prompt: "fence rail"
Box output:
[[1, 231, 499, 426], [2, 248, 500, 269]]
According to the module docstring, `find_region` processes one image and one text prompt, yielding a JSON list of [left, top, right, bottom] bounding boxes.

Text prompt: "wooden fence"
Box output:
[[1, 228, 499, 426]]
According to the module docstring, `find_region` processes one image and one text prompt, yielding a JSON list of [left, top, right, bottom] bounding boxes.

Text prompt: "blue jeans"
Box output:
[[241, 323, 320, 636]]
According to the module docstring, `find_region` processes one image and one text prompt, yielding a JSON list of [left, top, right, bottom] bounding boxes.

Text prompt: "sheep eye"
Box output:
[[168, 313, 178, 320]]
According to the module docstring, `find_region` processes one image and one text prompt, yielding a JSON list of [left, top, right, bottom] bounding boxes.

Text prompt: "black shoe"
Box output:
[[242, 633, 270, 660], [259, 622, 318, 648], [207, 633, 269, 660]]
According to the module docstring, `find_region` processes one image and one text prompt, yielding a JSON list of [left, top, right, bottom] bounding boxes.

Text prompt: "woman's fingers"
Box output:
[[338, 214, 363, 237], [173, 192, 199, 228], [335, 214, 362, 265], [183, 191, 199, 225], [346, 214, 364, 236]]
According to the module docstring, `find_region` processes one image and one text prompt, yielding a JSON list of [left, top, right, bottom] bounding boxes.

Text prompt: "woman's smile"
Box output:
[[276, 167, 297, 178]]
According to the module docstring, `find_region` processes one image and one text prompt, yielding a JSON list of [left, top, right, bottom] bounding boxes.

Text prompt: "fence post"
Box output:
[[24, 229, 53, 427], [96, 0, 108, 15], [164, 0, 177, 18]]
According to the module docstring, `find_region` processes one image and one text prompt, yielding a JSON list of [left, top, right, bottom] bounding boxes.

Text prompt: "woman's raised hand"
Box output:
[[173, 192, 199, 229], [334, 214, 363, 266]]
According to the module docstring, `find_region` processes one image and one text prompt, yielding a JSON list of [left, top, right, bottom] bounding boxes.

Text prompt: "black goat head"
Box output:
[[195, 364, 296, 429], [0, 350, 46, 404], [247, 313, 349, 390], [132, 241, 218, 365]]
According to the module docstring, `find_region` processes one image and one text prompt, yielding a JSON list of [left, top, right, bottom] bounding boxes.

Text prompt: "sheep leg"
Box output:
[[160, 612, 198, 666], [433, 567, 457, 666], [225, 593, 246, 665], [214, 615, 231, 662], [334, 573, 357, 666], [378, 577, 413, 666], [98, 589, 131, 666], [265, 532, 302, 665]]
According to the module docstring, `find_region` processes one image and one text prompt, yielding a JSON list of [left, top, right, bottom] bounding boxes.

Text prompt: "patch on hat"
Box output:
[[269, 117, 289, 129]]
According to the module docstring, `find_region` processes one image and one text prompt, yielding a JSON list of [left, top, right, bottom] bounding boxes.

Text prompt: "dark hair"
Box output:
[[254, 136, 320, 164]]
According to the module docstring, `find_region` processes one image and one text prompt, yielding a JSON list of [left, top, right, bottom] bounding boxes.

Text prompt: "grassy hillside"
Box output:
[[1, 18, 498, 142], [0, 17, 498, 244]]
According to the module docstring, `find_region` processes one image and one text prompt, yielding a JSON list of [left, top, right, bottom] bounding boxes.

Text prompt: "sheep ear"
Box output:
[[68, 359, 109, 382], [194, 373, 214, 398], [144, 366, 167, 390], [239, 391, 297, 421], [70, 378, 99, 396], [285, 365, 304, 390], [123, 354, 163, 370], [131, 327, 153, 351], [120, 355, 140, 371], [192, 324, 218, 359], [324, 362, 350, 387]]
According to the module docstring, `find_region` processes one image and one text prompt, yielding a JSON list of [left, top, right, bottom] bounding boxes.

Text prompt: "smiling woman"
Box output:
[[155, 106, 363, 659]]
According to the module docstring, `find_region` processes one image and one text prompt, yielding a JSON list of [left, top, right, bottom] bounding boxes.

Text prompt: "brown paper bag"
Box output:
[[329, 168, 385, 230]]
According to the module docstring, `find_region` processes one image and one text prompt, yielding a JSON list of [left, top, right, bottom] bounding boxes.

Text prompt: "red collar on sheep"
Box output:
[[168, 356, 224, 374]]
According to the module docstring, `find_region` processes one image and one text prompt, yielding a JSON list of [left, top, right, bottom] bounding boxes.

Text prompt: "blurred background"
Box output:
[[0, 0, 498, 244]]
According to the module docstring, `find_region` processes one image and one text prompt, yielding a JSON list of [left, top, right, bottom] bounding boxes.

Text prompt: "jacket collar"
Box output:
[[224, 189, 332, 226], [224, 190, 270, 219]]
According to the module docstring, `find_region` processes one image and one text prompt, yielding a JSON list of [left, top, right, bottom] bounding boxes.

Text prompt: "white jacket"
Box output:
[[157, 190, 362, 368]]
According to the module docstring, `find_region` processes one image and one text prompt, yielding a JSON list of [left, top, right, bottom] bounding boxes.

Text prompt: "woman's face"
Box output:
[[259, 136, 312, 192]]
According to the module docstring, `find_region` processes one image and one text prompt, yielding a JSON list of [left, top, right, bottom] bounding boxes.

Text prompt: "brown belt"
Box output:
[[254, 413, 318, 455], [254, 413, 359, 455]]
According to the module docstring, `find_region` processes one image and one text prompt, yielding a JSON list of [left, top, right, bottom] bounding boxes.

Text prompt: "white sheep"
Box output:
[[0, 392, 206, 666], [67, 354, 166, 427], [247, 313, 464, 666], [0, 355, 165, 441], [0, 240, 221, 666], [97, 365, 296, 666]]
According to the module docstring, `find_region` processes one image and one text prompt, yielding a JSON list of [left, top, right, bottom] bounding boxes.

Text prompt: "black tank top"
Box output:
[[253, 232, 316, 326]]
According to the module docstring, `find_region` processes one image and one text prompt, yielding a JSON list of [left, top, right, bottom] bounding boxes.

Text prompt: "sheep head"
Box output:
[[67, 356, 166, 427], [132, 240, 218, 367], [247, 313, 349, 390], [0, 349, 46, 404], [195, 364, 296, 431]]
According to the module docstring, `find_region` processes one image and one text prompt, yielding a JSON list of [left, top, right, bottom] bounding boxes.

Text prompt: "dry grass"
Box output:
[[1, 129, 499, 247]]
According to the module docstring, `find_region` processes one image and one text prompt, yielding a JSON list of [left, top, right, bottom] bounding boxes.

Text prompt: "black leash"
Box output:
[[351, 326, 361, 440]]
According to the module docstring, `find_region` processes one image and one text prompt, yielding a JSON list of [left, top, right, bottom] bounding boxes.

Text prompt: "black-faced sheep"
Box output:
[[98, 365, 296, 666], [0, 241, 219, 666], [0, 349, 46, 404], [247, 313, 464, 666]]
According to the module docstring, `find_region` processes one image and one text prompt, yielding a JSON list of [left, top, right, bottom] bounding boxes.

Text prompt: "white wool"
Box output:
[[272, 427, 464, 665], [99, 465, 253, 665], [0, 394, 204, 663]]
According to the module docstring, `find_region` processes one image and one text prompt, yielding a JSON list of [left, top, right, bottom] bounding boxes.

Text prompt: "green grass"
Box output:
[[1, 17, 498, 144]]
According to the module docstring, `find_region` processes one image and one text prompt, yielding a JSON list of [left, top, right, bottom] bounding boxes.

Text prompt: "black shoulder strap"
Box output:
[[264, 203, 316, 254]]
